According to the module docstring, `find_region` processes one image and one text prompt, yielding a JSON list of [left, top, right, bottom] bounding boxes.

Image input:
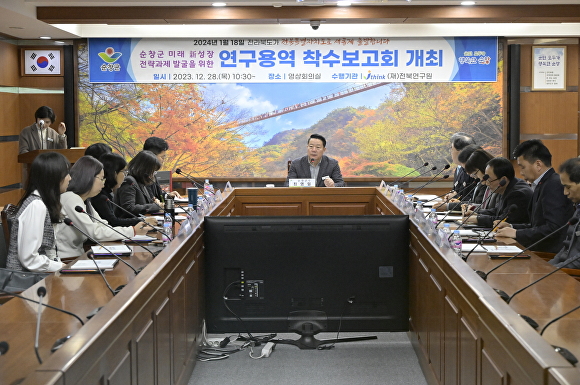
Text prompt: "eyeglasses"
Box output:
[[487, 177, 500, 183], [96, 175, 106, 183]]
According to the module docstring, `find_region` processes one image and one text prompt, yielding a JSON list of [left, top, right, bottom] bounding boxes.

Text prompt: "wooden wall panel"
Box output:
[[0, 142, 21, 186], [0, 92, 21, 136], [520, 92, 578, 134], [19, 93, 65, 130], [155, 298, 172, 385], [0, 189, 24, 208], [242, 203, 302, 216], [443, 295, 459, 385], [0, 41, 19, 86], [135, 320, 155, 385], [541, 140, 578, 169], [309, 203, 368, 216]]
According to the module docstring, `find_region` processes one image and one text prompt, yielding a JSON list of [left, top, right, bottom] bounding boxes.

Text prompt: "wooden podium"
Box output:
[[18, 149, 86, 166]]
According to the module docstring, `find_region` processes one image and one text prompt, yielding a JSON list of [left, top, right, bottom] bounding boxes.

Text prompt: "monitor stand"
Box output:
[[275, 310, 377, 350]]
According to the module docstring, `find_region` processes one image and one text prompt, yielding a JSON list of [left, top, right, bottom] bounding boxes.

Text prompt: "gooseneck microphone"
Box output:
[[389, 162, 429, 186], [404, 165, 438, 186], [407, 165, 449, 194], [0, 287, 84, 325], [0, 341, 8, 356], [74, 206, 160, 261], [448, 179, 507, 232], [63, 219, 124, 296], [409, 174, 450, 196], [34, 286, 46, 364], [476, 217, 580, 280], [175, 168, 205, 189], [434, 179, 482, 226], [106, 198, 171, 241], [462, 204, 518, 262], [540, 305, 580, 365], [71, 207, 142, 274], [506, 246, 580, 304]]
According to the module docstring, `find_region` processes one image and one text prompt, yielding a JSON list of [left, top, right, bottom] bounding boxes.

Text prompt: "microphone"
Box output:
[[175, 168, 204, 189], [63, 219, 125, 296], [74, 206, 160, 261], [456, 177, 483, 204], [106, 198, 171, 241], [404, 165, 438, 186], [506, 243, 580, 304], [34, 286, 46, 364], [540, 305, 580, 365], [476, 217, 580, 280], [389, 162, 429, 186], [435, 178, 482, 220], [448, 179, 507, 232], [409, 174, 450, 196], [410, 165, 450, 192], [0, 287, 84, 325], [0, 341, 8, 356], [462, 204, 517, 262]]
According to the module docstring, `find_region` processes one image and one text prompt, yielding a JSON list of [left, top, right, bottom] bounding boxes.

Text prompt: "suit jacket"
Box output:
[[512, 168, 574, 253], [477, 177, 533, 228], [549, 206, 580, 269], [91, 187, 141, 227], [18, 123, 67, 154], [452, 166, 475, 198], [115, 175, 162, 218], [285, 155, 345, 187]]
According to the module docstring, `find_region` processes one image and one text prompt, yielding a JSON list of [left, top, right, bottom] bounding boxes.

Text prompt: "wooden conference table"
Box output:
[[0, 187, 579, 385]]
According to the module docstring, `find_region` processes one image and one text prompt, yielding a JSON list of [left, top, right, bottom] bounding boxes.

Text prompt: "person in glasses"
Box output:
[[56, 156, 151, 258], [143, 137, 182, 200], [6, 152, 70, 272], [495, 140, 573, 253], [463, 157, 532, 228], [463, 148, 496, 211], [91, 153, 158, 227], [116, 150, 163, 218]]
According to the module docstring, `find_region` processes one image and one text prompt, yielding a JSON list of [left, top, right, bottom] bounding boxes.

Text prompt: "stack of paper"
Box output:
[[91, 245, 132, 256], [461, 244, 522, 254], [68, 259, 118, 270]]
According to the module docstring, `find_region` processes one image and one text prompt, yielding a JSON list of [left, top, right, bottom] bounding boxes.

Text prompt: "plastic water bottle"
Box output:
[[204, 179, 213, 197], [162, 213, 173, 245], [414, 201, 424, 221], [451, 230, 462, 256], [391, 185, 399, 199], [428, 208, 438, 231], [439, 223, 451, 247], [186, 204, 195, 222]]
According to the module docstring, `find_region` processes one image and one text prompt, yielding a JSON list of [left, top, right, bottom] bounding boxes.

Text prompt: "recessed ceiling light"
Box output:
[[461, 1, 476, 5], [212, 2, 226, 6], [39, 36, 51, 39], [337, 1, 351, 6]]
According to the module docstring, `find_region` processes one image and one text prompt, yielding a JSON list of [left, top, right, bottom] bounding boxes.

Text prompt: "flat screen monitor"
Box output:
[[204, 215, 409, 333]]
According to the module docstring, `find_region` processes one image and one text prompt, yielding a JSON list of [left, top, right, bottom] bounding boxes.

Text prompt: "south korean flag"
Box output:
[[24, 50, 61, 75]]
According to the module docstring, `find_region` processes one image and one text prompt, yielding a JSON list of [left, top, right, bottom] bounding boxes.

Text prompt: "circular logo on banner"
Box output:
[[36, 56, 49, 68]]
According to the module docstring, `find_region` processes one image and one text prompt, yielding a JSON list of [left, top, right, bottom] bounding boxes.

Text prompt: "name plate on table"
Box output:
[[288, 178, 316, 187]]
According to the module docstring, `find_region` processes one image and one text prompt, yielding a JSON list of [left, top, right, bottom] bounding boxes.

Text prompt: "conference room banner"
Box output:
[[88, 37, 497, 83]]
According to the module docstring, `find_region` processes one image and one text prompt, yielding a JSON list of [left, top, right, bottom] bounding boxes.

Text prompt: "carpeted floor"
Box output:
[[189, 332, 427, 385]]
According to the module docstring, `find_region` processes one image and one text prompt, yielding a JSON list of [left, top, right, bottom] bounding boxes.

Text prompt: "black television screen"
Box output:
[[204, 215, 409, 333]]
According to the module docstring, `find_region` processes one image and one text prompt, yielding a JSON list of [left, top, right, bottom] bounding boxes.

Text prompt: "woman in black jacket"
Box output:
[[91, 152, 146, 226], [115, 150, 163, 218]]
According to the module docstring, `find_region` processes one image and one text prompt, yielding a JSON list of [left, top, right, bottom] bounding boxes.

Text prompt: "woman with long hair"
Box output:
[[6, 152, 70, 272], [116, 150, 163, 218], [55, 155, 151, 258], [92, 153, 158, 227]]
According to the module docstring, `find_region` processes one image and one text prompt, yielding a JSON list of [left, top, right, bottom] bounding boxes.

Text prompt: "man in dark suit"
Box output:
[[495, 140, 573, 253], [434, 132, 476, 210], [143, 136, 182, 200], [549, 158, 580, 269], [285, 133, 345, 187], [465, 157, 532, 228]]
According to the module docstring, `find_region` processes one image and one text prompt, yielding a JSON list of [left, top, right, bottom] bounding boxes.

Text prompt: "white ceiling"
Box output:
[[2, 0, 580, 41]]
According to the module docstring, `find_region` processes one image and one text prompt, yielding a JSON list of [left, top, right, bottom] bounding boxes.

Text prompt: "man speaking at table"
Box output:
[[285, 133, 345, 187]]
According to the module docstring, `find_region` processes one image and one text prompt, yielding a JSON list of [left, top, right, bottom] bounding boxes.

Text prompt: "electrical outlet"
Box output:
[[262, 342, 275, 357]]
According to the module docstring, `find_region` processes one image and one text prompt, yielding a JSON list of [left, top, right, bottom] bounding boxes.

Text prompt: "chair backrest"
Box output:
[[0, 204, 18, 250]]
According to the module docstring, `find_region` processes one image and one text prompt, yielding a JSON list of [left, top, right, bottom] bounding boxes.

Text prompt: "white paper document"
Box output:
[[69, 259, 118, 270], [91, 245, 132, 255], [461, 244, 522, 254]]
